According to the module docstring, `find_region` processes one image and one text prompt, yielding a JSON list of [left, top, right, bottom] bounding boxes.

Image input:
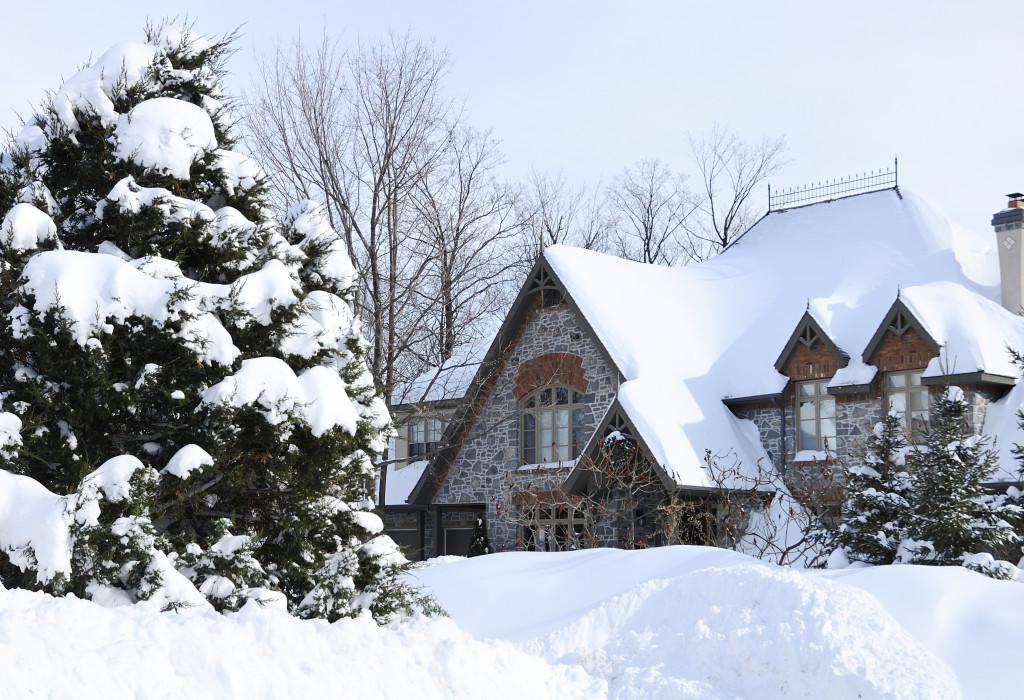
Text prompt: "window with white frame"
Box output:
[[796, 380, 836, 452], [885, 370, 929, 441], [522, 504, 588, 551], [408, 417, 443, 458], [521, 386, 586, 464]]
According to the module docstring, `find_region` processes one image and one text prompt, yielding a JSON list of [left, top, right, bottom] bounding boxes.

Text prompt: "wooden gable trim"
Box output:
[[407, 254, 627, 506], [774, 311, 848, 375], [862, 298, 941, 364], [564, 400, 678, 495]]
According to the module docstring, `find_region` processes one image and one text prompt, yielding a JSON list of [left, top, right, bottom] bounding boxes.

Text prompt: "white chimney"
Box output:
[[992, 193, 1024, 314]]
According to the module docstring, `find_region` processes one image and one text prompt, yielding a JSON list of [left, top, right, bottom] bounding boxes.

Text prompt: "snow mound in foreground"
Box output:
[[0, 585, 599, 699], [536, 564, 960, 699]]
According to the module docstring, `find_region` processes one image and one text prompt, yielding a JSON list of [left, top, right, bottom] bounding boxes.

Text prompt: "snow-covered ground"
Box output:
[[3, 546, 1020, 699]]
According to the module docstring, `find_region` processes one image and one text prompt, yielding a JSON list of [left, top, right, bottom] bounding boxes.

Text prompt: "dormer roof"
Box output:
[[774, 310, 849, 375], [861, 297, 941, 364]]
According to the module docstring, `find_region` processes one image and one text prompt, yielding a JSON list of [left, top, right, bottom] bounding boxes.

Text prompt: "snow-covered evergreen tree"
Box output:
[[899, 387, 1018, 573], [0, 23, 428, 621], [837, 411, 911, 565]]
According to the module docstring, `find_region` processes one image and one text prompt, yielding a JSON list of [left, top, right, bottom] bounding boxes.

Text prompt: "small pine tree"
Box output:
[[901, 387, 1018, 568], [467, 516, 492, 557], [838, 411, 912, 564]]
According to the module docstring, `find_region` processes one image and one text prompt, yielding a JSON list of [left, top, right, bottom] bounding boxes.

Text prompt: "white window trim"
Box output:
[[795, 379, 836, 453], [884, 369, 930, 441], [520, 385, 585, 465]]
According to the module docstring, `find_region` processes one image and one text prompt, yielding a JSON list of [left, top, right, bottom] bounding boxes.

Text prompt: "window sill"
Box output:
[[517, 458, 578, 473]]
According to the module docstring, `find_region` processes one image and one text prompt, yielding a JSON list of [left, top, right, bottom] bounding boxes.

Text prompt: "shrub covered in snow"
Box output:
[[0, 23, 429, 621]]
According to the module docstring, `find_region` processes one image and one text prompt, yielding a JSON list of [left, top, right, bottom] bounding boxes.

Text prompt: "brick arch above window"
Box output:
[[513, 352, 589, 400]]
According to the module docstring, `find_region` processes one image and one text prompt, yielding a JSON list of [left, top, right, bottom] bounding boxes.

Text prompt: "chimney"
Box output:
[[992, 193, 1024, 314]]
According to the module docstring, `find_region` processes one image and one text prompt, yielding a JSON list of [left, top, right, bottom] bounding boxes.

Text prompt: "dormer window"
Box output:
[[521, 386, 585, 464], [409, 417, 443, 458], [796, 380, 836, 452]]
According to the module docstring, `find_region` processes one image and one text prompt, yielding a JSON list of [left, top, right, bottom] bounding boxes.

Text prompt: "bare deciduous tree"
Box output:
[[606, 158, 699, 265], [687, 124, 789, 258], [514, 169, 612, 271], [244, 30, 457, 402], [410, 125, 522, 367]]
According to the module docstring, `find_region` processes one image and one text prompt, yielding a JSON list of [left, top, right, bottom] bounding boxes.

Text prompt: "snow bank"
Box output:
[[3, 545, 1021, 697], [0, 590, 598, 699], [539, 565, 956, 699], [411, 546, 1023, 698]]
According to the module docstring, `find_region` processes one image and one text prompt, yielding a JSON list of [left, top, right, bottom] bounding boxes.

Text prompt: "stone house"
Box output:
[[384, 187, 1024, 559]]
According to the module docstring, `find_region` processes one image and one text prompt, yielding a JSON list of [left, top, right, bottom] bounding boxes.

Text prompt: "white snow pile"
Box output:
[[4, 546, 1020, 698], [0, 586, 598, 699], [411, 547, 1024, 699], [113, 97, 218, 179], [1, 202, 58, 251]]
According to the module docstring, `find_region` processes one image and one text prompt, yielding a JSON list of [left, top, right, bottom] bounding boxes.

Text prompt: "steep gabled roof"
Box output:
[[861, 297, 941, 363], [544, 189, 1006, 482], [411, 188, 1024, 501], [899, 282, 1024, 384], [774, 310, 849, 374], [406, 255, 625, 505]]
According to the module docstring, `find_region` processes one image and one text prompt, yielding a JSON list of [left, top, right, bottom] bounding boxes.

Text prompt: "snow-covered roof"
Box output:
[[901, 282, 1024, 381], [393, 336, 490, 406], [546, 188, 1022, 487], [379, 460, 430, 506]]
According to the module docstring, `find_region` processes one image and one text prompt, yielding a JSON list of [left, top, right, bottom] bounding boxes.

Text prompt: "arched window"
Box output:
[[521, 385, 586, 464]]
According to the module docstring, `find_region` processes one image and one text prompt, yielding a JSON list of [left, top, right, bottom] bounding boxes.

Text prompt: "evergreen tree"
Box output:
[[0, 23, 431, 621], [900, 387, 1018, 570], [838, 411, 911, 564], [467, 516, 492, 557]]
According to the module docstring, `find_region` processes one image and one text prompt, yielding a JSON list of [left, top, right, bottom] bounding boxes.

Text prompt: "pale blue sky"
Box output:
[[2, 1, 1019, 235]]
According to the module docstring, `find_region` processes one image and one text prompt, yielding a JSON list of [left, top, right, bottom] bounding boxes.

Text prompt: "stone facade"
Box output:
[[431, 304, 620, 552], [734, 323, 1009, 507], [403, 292, 1012, 559]]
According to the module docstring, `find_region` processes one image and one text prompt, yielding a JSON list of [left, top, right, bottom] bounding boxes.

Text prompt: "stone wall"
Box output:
[[432, 304, 621, 552]]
